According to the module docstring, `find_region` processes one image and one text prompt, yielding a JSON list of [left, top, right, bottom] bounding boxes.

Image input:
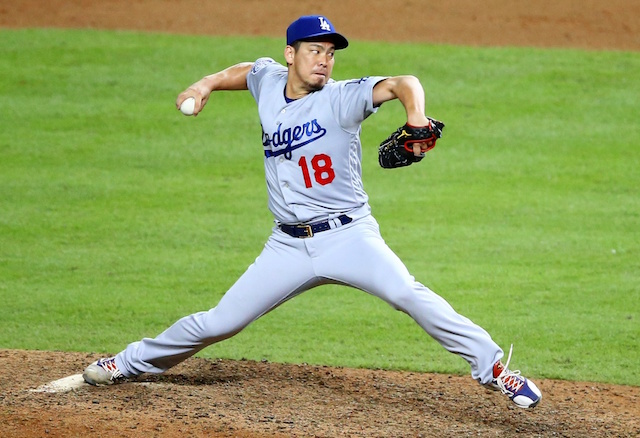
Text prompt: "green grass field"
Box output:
[[1, 28, 638, 386]]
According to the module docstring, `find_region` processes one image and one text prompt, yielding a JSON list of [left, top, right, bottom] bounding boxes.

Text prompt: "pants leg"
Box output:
[[311, 216, 502, 384], [116, 231, 318, 376]]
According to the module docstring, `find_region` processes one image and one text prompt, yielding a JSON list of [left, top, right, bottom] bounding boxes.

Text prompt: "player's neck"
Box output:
[[285, 76, 325, 101], [284, 82, 311, 101]]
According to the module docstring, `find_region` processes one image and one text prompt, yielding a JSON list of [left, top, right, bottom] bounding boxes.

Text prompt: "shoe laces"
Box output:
[[494, 345, 525, 397], [98, 357, 124, 381]]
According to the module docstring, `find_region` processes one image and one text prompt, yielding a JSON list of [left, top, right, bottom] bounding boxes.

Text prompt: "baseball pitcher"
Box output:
[[83, 15, 541, 409]]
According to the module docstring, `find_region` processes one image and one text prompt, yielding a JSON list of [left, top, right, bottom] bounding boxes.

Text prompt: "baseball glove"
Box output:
[[378, 118, 445, 169]]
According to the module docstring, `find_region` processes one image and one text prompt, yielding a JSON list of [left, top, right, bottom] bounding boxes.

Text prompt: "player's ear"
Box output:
[[284, 45, 295, 65]]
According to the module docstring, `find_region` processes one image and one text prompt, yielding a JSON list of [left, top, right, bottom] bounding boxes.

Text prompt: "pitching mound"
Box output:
[[1, 350, 639, 437]]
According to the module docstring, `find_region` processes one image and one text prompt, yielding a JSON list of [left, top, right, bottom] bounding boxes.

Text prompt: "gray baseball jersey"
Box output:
[[248, 57, 383, 224]]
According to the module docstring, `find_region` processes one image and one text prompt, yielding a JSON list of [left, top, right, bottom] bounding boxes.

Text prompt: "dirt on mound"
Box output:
[[2, 350, 639, 437], [2, 1, 639, 437]]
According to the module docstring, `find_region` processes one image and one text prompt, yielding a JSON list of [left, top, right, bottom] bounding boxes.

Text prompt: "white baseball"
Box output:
[[179, 97, 196, 116]]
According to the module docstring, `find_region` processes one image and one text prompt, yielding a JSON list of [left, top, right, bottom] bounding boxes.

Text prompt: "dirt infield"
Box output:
[[2, 1, 639, 437], [2, 350, 639, 437], [1, 0, 639, 51]]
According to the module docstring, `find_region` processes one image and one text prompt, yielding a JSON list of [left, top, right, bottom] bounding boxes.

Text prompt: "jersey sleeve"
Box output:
[[332, 76, 388, 132], [247, 57, 286, 102]]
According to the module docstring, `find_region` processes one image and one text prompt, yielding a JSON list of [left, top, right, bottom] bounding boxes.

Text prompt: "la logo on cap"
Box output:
[[318, 16, 331, 31]]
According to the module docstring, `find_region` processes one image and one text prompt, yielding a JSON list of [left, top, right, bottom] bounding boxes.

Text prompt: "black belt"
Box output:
[[279, 215, 352, 238]]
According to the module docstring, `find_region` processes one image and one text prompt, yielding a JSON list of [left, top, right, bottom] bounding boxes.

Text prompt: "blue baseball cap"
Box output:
[[286, 15, 349, 50]]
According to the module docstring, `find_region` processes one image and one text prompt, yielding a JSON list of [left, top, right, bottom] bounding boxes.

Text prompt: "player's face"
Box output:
[[288, 41, 335, 92]]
